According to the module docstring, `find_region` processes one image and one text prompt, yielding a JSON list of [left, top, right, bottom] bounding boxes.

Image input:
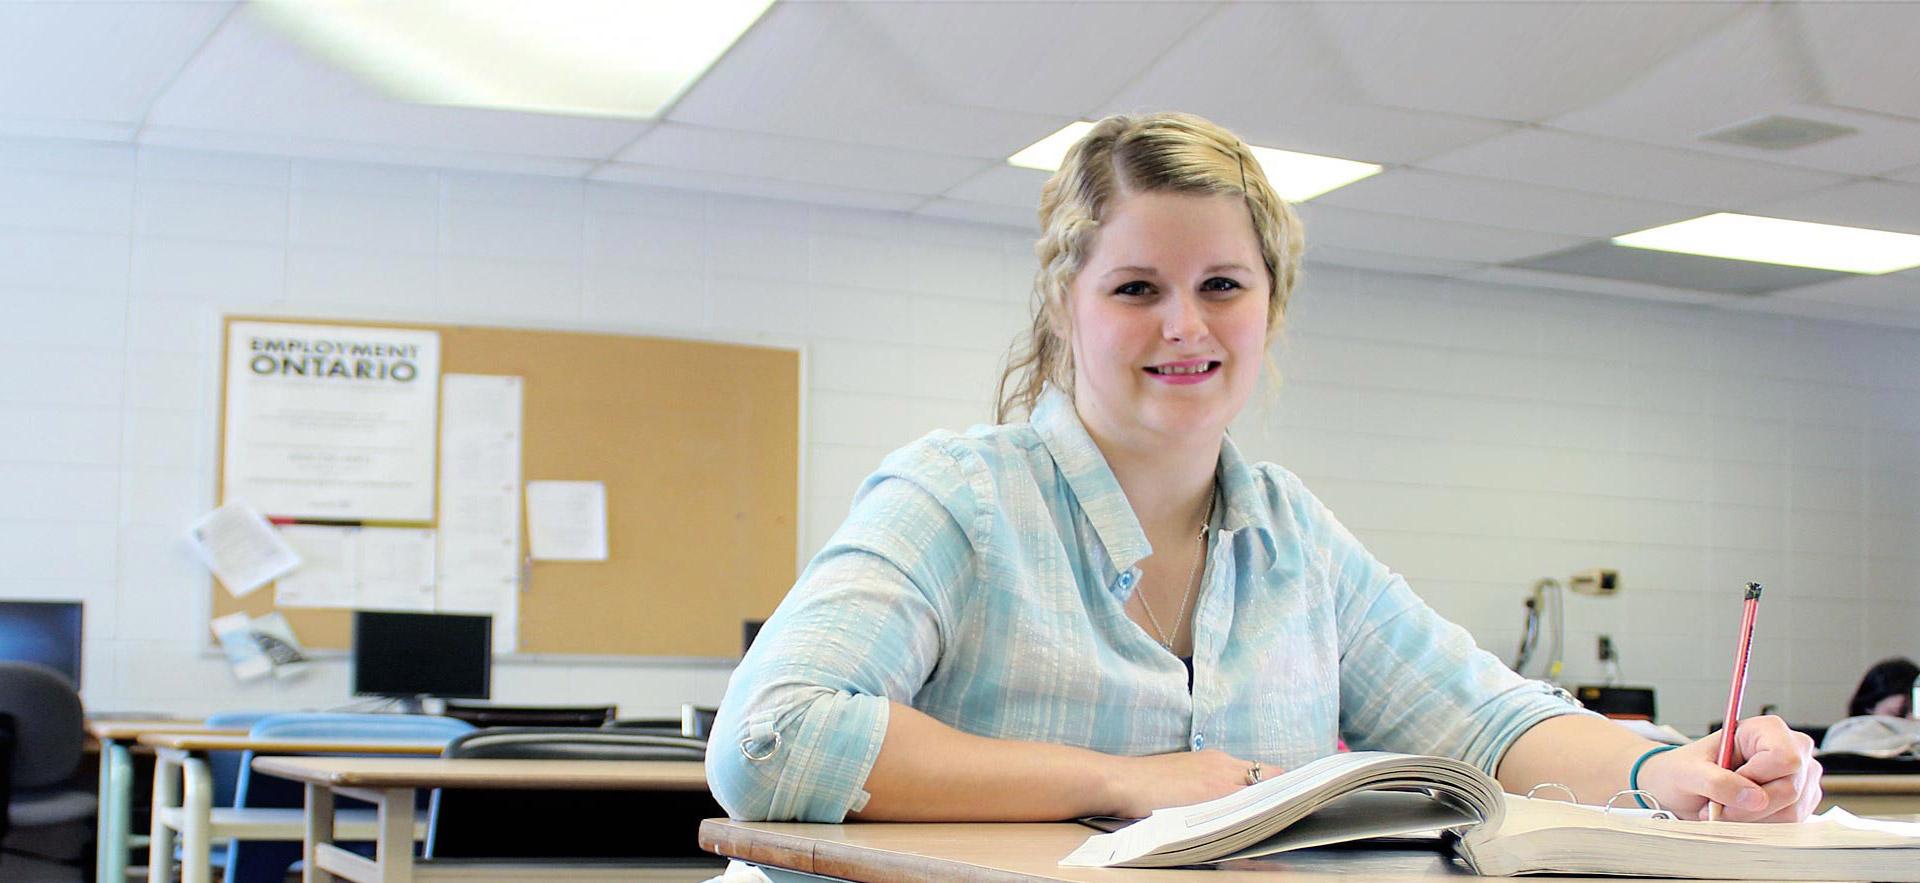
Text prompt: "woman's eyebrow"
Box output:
[[1099, 263, 1253, 278]]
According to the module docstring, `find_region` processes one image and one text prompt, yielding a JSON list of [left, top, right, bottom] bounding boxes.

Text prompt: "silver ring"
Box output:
[[1245, 762, 1263, 785]]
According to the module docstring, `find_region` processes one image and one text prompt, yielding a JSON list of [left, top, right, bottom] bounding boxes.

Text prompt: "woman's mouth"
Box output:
[[1144, 360, 1221, 384]]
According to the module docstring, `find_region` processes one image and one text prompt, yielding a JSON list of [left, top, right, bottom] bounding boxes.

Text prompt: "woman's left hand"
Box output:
[[1639, 715, 1822, 821]]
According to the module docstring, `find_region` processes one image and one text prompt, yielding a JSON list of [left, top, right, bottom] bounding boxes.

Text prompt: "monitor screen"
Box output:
[[351, 610, 491, 700], [0, 600, 83, 685]]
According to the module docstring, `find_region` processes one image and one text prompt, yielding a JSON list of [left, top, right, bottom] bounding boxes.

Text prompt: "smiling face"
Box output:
[[1063, 189, 1272, 453]]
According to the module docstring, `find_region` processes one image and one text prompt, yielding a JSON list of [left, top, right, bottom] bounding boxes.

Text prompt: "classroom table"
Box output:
[[139, 733, 450, 883], [250, 755, 714, 883], [87, 719, 243, 883], [1819, 773, 1920, 816], [697, 818, 1723, 883]]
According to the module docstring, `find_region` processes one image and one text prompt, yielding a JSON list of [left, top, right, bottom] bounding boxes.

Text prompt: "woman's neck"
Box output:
[[1087, 427, 1221, 540]]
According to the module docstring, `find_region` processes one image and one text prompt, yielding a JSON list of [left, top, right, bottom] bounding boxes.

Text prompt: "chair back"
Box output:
[[202, 710, 274, 809], [0, 661, 83, 788], [425, 727, 716, 861], [225, 713, 472, 883], [440, 701, 616, 729], [245, 712, 475, 743]]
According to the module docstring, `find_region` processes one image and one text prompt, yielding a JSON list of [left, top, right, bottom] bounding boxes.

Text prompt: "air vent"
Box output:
[[1700, 115, 1858, 151]]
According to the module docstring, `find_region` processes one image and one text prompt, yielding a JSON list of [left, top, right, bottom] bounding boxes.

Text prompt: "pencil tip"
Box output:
[[1744, 582, 1762, 600]]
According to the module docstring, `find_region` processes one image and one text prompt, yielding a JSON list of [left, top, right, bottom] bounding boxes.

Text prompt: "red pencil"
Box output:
[[1708, 582, 1763, 822]]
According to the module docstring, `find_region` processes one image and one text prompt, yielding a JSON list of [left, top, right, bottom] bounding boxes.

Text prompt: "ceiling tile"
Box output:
[[1420, 128, 1849, 209], [1305, 2, 1745, 122], [1456, 266, 1742, 308], [1301, 245, 1482, 279], [1100, 3, 1514, 165], [590, 163, 924, 215], [1545, 7, 1920, 175], [842, 2, 1217, 118], [915, 199, 1035, 232], [147, 11, 650, 161], [1312, 169, 1696, 239], [614, 123, 992, 197], [0, 117, 138, 143], [941, 164, 1049, 209], [1752, 180, 1920, 236], [0, 1, 234, 124], [1510, 242, 1848, 296], [139, 127, 597, 178], [1775, 272, 1920, 311], [1296, 203, 1584, 265], [1795, 2, 1920, 121], [1723, 292, 1920, 332], [666, 2, 1080, 161]]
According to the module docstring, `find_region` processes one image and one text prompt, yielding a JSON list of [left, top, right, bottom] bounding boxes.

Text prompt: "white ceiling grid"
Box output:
[[0, 0, 1910, 325]]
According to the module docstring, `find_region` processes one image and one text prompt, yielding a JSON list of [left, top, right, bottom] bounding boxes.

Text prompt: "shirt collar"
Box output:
[[1031, 386, 1278, 578]]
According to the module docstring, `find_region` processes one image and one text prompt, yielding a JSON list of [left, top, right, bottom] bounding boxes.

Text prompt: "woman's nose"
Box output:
[[1163, 291, 1207, 342]]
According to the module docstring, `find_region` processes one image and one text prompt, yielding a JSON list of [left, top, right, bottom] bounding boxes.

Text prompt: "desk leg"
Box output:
[[303, 783, 335, 883], [95, 740, 132, 882], [148, 748, 181, 883], [373, 787, 415, 883], [179, 756, 214, 883]]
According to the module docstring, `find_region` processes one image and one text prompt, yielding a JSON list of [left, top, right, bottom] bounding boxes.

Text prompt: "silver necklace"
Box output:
[[1137, 487, 1216, 652]]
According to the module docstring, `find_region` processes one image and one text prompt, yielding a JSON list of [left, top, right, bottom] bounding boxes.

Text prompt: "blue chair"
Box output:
[[223, 713, 472, 883], [192, 710, 273, 876]]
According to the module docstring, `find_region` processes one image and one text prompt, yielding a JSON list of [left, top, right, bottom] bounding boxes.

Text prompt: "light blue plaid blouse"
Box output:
[[707, 387, 1584, 822]]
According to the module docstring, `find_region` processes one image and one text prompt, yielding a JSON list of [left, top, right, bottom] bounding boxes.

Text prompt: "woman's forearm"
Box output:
[[1495, 714, 1657, 802], [851, 702, 1121, 820]]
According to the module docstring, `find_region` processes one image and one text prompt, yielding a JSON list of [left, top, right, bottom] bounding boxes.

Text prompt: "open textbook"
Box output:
[[1062, 751, 1920, 880]]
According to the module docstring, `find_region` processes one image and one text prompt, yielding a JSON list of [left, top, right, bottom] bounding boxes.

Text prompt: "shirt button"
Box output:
[[1118, 571, 1135, 589], [1192, 733, 1205, 750]]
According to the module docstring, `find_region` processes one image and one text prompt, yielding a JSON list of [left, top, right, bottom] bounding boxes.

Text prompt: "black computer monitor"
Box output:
[[351, 611, 491, 706], [0, 600, 83, 685]]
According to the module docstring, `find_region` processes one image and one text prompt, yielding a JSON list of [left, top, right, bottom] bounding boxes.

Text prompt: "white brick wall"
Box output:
[[1, 134, 1915, 730]]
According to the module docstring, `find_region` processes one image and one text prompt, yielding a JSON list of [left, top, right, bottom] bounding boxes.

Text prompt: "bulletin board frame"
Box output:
[[210, 315, 801, 659]]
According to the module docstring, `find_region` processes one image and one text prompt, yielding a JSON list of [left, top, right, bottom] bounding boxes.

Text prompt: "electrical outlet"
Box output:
[[1569, 568, 1619, 596]]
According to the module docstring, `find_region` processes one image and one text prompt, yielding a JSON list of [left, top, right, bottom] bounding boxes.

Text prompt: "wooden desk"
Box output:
[[698, 819, 1744, 883], [87, 719, 238, 883], [1820, 773, 1920, 816], [138, 733, 450, 883], [251, 756, 713, 883]]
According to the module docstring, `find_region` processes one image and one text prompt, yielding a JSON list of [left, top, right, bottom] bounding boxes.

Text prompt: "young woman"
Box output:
[[707, 112, 1820, 824]]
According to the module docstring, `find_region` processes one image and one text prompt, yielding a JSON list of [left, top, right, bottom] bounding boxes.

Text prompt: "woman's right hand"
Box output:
[[1102, 749, 1267, 818]]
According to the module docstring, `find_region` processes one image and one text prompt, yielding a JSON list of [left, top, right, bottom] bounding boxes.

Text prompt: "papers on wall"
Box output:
[[187, 501, 300, 598], [437, 374, 524, 652], [223, 321, 440, 522], [212, 611, 309, 682], [526, 480, 608, 561], [274, 525, 358, 608], [356, 527, 438, 611]]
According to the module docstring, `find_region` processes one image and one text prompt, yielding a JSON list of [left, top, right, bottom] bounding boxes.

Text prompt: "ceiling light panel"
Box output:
[[252, 0, 772, 119], [1007, 123, 1381, 202], [1613, 213, 1920, 274]]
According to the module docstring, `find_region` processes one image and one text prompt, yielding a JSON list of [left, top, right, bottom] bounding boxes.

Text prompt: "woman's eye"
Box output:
[[1114, 281, 1153, 297], [1201, 277, 1242, 292]]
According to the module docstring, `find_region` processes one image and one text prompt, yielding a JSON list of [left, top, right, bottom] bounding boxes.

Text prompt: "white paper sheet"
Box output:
[[186, 501, 301, 597], [437, 374, 524, 652], [526, 480, 608, 561], [273, 525, 359, 608], [223, 321, 440, 521], [356, 527, 437, 611]]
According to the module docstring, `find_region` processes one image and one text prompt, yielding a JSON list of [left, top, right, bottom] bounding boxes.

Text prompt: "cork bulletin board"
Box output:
[[212, 316, 800, 658]]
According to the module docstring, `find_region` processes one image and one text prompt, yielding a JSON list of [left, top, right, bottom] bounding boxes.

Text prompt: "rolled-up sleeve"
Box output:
[[706, 439, 980, 821], [1284, 476, 1590, 774]]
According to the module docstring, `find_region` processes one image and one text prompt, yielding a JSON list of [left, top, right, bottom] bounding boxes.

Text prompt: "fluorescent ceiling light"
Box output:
[[1248, 145, 1382, 202], [1007, 122, 1095, 172], [1613, 213, 1920, 275], [252, 0, 773, 120], [1007, 122, 1381, 202]]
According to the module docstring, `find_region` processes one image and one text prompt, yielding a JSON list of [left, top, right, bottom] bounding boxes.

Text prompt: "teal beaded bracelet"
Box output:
[[1629, 744, 1680, 809]]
